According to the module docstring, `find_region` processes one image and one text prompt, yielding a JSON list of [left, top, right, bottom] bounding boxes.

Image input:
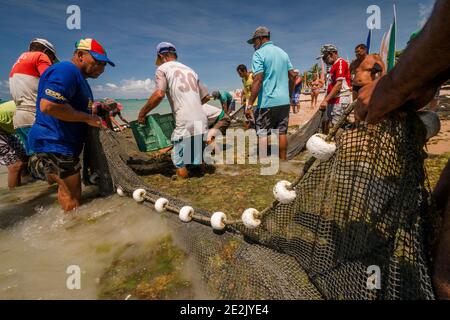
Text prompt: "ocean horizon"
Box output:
[[0, 97, 227, 122]]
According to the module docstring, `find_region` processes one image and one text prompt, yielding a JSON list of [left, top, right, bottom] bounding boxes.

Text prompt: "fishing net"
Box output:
[[287, 109, 326, 160], [92, 109, 438, 300]]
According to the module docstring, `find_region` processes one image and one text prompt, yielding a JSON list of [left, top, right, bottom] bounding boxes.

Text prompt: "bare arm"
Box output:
[[376, 56, 386, 76], [288, 70, 297, 100], [40, 98, 102, 127], [118, 113, 129, 124], [327, 80, 343, 100], [247, 73, 263, 108], [109, 116, 123, 130], [201, 95, 210, 105], [138, 90, 165, 123], [222, 102, 229, 115]]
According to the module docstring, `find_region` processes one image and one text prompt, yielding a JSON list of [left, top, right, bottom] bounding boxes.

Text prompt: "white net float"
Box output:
[[179, 206, 194, 223], [154, 198, 169, 212], [273, 180, 297, 204], [211, 212, 227, 230], [306, 133, 336, 161], [132, 188, 147, 203], [242, 208, 261, 229], [418, 111, 441, 140], [116, 187, 125, 197]]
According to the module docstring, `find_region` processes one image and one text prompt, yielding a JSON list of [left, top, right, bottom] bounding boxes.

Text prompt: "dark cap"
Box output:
[[247, 26, 270, 44], [317, 44, 338, 59]]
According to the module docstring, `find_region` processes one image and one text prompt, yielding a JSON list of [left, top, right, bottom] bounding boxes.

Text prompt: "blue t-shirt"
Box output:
[[28, 61, 93, 157], [251, 41, 293, 108]]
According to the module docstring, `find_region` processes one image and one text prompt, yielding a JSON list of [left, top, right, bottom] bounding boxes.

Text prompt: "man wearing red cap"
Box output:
[[28, 38, 114, 212]]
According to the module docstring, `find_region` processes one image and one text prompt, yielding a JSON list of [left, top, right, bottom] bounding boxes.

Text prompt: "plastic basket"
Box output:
[[130, 113, 175, 152]]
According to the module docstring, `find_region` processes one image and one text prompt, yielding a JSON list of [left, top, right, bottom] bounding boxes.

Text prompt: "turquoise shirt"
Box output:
[[219, 91, 233, 105], [251, 41, 293, 108]]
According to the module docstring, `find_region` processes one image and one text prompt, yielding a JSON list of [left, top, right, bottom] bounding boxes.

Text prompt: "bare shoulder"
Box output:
[[369, 53, 382, 61]]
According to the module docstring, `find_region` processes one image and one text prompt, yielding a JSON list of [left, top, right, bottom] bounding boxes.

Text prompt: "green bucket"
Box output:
[[130, 113, 175, 152]]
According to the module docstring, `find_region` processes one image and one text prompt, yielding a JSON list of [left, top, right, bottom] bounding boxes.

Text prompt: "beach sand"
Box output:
[[288, 93, 324, 127]]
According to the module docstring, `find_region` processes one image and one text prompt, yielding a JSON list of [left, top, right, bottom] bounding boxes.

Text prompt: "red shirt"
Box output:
[[9, 51, 52, 108], [327, 58, 351, 104]]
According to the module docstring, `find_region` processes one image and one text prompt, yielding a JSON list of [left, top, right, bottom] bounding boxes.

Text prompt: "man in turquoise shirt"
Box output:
[[212, 90, 236, 114], [246, 26, 297, 160]]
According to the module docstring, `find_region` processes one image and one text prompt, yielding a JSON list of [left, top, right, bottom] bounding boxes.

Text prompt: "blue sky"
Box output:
[[0, 0, 435, 99]]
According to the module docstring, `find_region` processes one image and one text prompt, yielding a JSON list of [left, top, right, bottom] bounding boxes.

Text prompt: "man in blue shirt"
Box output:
[[246, 26, 297, 160], [28, 38, 114, 212]]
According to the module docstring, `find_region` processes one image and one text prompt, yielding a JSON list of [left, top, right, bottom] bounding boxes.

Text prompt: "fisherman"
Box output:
[[92, 98, 129, 131], [237, 64, 258, 129], [0, 101, 28, 188], [291, 69, 302, 114], [354, 0, 450, 299], [318, 44, 351, 131], [246, 26, 297, 161], [138, 42, 209, 179], [211, 90, 236, 115], [106, 98, 130, 130], [9, 38, 58, 155], [27, 38, 114, 212], [201, 87, 231, 145], [350, 44, 385, 100]]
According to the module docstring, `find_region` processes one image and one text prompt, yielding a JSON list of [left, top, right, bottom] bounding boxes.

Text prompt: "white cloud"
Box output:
[[105, 83, 118, 89], [418, 2, 434, 27], [92, 78, 155, 99]]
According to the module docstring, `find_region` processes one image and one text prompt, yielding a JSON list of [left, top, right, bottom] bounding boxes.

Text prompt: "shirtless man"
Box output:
[[350, 44, 385, 100], [310, 74, 324, 109]]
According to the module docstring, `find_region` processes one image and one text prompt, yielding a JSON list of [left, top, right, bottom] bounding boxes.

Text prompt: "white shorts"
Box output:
[[326, 96, 350, 125]]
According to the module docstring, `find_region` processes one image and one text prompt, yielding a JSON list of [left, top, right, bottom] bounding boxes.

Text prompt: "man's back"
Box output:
[[155, 61, 207, 140], [9, 51, 52, 128], [251, 41, 293, 108]]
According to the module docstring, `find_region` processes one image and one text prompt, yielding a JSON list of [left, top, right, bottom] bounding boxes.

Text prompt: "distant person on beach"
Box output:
[[291, 69, 302, 114], [138, 42, 209, 179], [92, 98, 129, 131], [237, 64, 258, 129], [318, 44, 351, 131], [0, 101, 28, 188], [246, 26, 297, 161], [350, 44, 385, 100], [27, 38, 113, 212], [310, 73, 324, 109], [354, 0, 450, 299], [211, 90, 236, 115], [9, 38, 58, 155]]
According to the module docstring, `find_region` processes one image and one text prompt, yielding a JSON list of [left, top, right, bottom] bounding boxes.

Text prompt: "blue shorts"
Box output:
[[171, 134, 206, 169]]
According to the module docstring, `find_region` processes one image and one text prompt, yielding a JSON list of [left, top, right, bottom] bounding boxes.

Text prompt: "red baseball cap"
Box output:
[[75, 38, 115, 67]]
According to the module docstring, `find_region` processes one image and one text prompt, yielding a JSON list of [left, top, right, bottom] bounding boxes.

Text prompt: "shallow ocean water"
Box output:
[[0, 171, 209, 300]]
